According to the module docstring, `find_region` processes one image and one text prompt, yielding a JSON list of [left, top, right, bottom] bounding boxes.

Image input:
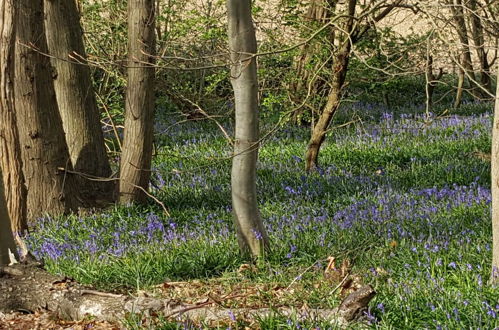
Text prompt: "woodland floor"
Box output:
[[16, 100, 499, 328]]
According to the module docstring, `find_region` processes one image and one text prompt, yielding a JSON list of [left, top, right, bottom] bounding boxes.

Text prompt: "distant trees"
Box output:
[[119, 0, 156, 204], [227, 0, 270, 257], [304, 0, 403, 170]]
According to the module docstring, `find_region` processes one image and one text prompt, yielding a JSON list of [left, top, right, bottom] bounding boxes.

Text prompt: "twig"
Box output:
[[80, 289, 123, 298], [329, 275, 350, 296]]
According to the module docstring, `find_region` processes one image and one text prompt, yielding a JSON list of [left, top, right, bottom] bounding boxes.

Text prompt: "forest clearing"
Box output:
[[0, 0, 498, 329]]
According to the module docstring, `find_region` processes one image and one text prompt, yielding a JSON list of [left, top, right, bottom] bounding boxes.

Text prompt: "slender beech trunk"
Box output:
[[0, 0, 20, 266], [305, 0, 356, 171], [44, 0, 114, 203], [0, 0, 27, 237], [468, 0, 492, 95], [227, 0, 269, 257], [15, 0, 78, 219], [491, 63, 499, 284], [119, 0, 156, 204]]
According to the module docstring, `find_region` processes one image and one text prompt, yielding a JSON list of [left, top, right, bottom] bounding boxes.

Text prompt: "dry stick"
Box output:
[[80, 289, 123, 298], [163, 292, 246, 319], [328, 275, 350, 296], [176, 94, 234, 145], [285, 258, 328, 291], [57, 167, 170, 216]]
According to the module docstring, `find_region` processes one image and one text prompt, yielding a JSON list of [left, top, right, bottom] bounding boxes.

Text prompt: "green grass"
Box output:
[[26, 101, 499, 328]]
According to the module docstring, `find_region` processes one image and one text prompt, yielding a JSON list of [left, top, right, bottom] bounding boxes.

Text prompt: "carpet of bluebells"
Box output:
[[26, 101, 499, 328]]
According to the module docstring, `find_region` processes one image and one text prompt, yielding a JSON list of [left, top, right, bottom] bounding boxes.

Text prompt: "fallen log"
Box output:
[[0, 262, 375, 326]]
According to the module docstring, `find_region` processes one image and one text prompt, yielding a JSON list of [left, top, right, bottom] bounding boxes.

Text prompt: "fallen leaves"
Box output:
[[0, 310, 119, 330]]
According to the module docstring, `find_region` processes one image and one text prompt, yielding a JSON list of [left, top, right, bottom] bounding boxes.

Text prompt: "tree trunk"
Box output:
[[0, 0, 27, 238], [227, 0, 270, 257], [449, 0, 481, 99], [468, 0, 492, 95], [305, 0, 356, 171], [0, 0, 20, 266], [289, 0, 336, 124], [0, 167, 18, 266], [491, 63, 499, 284], [454, 64, 465, 108], [44, 0, 114, 204], [15, 0, 79, 219], [119, 0, 156, 204]]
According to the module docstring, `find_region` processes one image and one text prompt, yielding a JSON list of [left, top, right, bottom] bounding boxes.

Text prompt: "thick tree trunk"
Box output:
[[0, 0, 19, 265], [227, 0, 270, 257], [491, 64, 499, 284], [14, 0, 78, 219], [44, 0, 114, 204], [305, 0, 356, 171], [0, 0, 27, 238], [119, 0, 156, 204]]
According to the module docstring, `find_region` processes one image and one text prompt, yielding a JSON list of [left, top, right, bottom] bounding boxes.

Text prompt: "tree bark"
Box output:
[[0, 167, 18, 266], [227, 0, 270, 257], [119, 0, 156, 204], [491, 63, 499, 284], [0, 0, 19, 257], [468, 0, 492, 95], [305, 0, 356, 171], [0, 263, 374, 326], [0, 1, 19, 264], [14, 0, 78, 219], [289, 0, 337, 124], [44, 0, 114, 204], [449, 0, 482, 99], [0, 0, 27, 239]]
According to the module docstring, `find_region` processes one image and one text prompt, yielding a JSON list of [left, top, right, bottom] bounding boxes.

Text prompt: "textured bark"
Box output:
[[119, 0, 156, 204], [227, 0, 270, 257], [44, 0, 114, 204], [0, 0, 27, 237], [491, 64, 499, 284], [0, 263, 374, 325], [305, 0, 356, 171], [14, 0, 78, 219]]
